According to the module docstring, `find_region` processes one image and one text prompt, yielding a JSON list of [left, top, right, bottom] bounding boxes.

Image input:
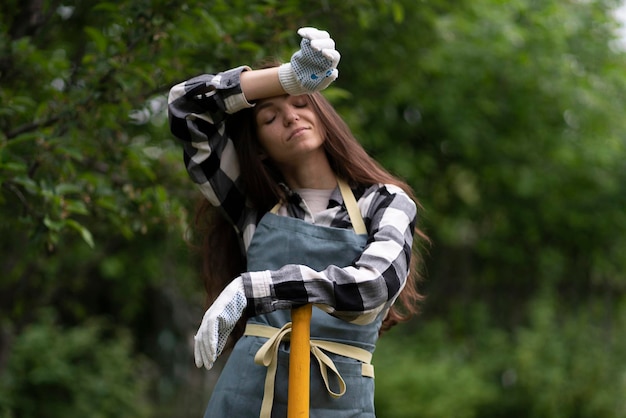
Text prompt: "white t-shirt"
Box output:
[[296, 188, 334, 215], [276, 188, 334, 218]]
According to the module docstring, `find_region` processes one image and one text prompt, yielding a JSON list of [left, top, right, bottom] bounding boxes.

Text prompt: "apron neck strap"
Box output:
[[337, 178, 366, 235], [269, 202, 282, 214], [269, 179, 367, 235]]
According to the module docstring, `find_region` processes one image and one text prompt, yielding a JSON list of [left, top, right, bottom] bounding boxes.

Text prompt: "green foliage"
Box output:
[[0, 313, 151, 418], [375, 320, 500, 418], [375, 295, 626, 418], [1, 1, 192, 253]]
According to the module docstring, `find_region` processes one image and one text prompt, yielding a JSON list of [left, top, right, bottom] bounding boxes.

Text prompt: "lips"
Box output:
[[287, 127, 309, 141]]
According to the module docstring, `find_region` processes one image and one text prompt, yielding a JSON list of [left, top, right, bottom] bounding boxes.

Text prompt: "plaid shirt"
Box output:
[[168, 67, 417, 324]]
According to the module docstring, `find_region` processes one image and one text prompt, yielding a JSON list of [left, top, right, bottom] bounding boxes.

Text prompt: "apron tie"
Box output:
[[245, 322, 374, 418]]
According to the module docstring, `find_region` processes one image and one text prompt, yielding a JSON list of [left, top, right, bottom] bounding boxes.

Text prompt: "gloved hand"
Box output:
[[194, 277, 247, 369], [278, 27, 341, 96]]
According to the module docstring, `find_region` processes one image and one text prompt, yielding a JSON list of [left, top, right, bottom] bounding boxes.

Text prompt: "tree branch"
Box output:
[[5, 115, 60, 140]]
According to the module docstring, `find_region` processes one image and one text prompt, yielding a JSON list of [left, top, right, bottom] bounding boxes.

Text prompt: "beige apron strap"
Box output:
[[269, 202, 282, 214], [309, 344, 346, 398], [244, 323, 375, 417], [269, 179, 365, 234], [336, 178, 367, 235], [250, 322, 293, 418], [311, 339, 375, 378]]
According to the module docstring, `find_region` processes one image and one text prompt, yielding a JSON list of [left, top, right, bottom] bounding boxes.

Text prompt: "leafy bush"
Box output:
[[0, 313, 152, 418], [374, 314, 502, 418], [507, 295, 626, 418], [374, 294, 626, 418]]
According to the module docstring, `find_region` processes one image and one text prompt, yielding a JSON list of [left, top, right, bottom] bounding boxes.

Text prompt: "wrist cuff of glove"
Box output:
[[278, 63, 309, 96]]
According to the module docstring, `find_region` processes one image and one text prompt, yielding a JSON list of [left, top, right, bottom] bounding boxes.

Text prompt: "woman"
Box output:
[[168, 27, 427, 418]]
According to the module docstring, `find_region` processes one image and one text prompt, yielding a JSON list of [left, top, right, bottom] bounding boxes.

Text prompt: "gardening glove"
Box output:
[[278, 27, 341, 96], [194, 277, 247, 370]]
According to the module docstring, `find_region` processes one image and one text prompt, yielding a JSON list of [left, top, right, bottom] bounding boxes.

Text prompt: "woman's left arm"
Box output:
[[241, 184, 417, 324]]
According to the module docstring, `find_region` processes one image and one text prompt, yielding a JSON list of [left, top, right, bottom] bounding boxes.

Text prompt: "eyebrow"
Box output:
[[255, 101, 276, 113], [254, 94, 293, 114]]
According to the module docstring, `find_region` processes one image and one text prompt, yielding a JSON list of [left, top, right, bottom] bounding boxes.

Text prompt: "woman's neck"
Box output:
[[279, 152, 337, 190]]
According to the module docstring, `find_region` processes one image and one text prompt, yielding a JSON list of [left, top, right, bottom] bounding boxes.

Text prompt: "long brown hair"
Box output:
[[193, 89, 428, 345]]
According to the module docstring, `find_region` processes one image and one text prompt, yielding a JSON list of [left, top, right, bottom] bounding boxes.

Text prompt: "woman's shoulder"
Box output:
[[358, 183, 417, 216], [358, 182, 414, 201]]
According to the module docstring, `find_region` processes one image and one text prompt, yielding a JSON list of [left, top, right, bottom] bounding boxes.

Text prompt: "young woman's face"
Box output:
[[254, 95, 326, 167]]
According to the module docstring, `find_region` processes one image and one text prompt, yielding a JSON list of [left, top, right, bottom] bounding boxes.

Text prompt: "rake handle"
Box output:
[[287, 303, 312, 418]]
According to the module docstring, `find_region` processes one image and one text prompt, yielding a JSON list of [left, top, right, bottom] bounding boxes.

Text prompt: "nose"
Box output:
[[283, 109, 299, 126]]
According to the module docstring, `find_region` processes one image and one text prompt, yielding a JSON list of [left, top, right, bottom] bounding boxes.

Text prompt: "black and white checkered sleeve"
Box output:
[[167, 66, 253, 229]]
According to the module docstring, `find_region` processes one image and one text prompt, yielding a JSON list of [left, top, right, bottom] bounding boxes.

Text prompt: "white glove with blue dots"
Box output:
[[278, 27, 341, 95], [194, 277, 247, 369]]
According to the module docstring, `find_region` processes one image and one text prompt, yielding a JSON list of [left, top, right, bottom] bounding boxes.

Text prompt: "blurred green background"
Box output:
[[2, 0, 626, 417]]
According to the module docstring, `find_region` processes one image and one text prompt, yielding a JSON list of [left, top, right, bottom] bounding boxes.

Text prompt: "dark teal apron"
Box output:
[[204, 192, 382, 417]]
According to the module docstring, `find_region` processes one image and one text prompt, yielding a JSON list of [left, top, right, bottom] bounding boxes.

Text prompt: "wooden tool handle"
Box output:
[[288, 304, 312, 417]]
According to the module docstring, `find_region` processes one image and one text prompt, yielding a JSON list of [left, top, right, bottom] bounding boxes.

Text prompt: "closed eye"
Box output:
[[257, 110, 276, 124]]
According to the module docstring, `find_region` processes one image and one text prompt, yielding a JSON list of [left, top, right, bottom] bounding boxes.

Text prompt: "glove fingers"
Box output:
[[310, 38, 335, 51], [194, 338, 203, 368], [195, 336, 212, 369], [298, 27, 330, 40], [201, 338, 216, 370], [194, 327, 216, 370], [207, 328, 217, 362], [321, 49, 341, 66]]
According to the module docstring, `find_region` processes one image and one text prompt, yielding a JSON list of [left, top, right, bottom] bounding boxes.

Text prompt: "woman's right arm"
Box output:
[[167, 25, 340, 229], [167, 66, 257, 227]]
